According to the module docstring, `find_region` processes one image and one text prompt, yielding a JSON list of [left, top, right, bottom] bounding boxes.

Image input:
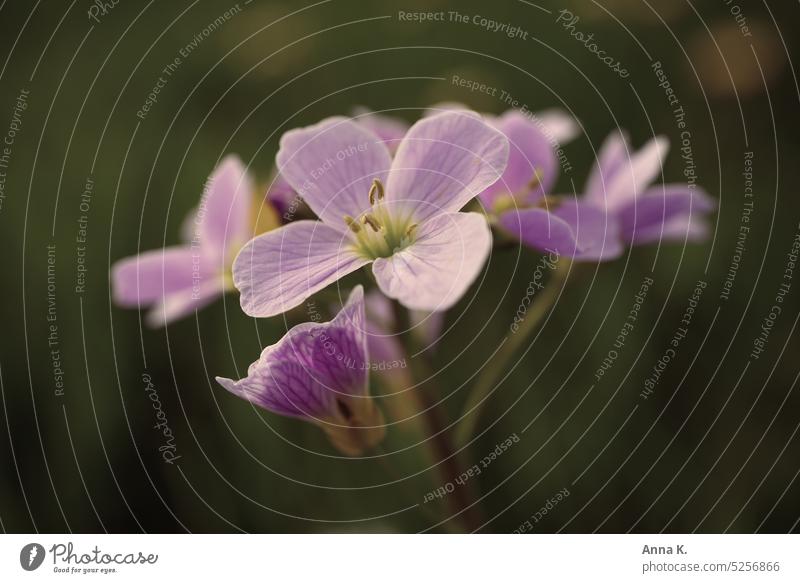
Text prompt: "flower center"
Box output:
[[344, 179, 417, 259]]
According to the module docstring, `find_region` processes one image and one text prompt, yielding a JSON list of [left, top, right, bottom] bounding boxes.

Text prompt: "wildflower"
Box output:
[[492, 125, 715, 260], [112, 155, 255, 326], [216, 286, 385, 456], [234, 111, 509, 316]]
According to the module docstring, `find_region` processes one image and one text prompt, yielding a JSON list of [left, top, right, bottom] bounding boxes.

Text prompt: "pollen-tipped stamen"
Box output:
[[344, 215, 361, 233], [368, 178, 385, 206], [361, 213, 382, 232]]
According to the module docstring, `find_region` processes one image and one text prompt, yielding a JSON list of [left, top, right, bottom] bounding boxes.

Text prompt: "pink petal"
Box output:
[[386, 111, 509, 223], [112, 247, 210, 306], [601, 135, 670, 210], [233, 220, 370, 318], [535, 108, 581, 144], [554, 200, 624, 261], [275, 117, 392, 229], [192, 155, 254, 265], [618, 185, 716, 245], [481, 109, 559, 206], [498, 207, 581, 256], [372, 212, 491, 311], [584, 130, 629, 206]]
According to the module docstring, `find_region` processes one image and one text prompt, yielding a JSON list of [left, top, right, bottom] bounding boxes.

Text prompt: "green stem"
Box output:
[[455, 257, 570, 446], [391, 301, 484, 533]]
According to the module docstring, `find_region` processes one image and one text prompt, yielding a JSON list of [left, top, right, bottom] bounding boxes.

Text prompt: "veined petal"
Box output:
[[386, 111, 509, 223], [618, 185, 716, 245], [276, 117, 392, 228], [193, 155, 254, 264], [217, 287, 385, 455], [372, 212, 491, 311], [216, 286, 368, 417], [112, 246, 212, 307], [481, 109, 559, 206], [233, 220, 370, 318]]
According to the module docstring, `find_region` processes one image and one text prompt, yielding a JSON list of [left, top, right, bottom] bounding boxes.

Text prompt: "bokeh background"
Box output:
[[0, 0, 798, 533]]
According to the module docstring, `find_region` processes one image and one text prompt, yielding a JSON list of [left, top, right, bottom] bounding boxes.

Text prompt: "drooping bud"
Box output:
[[320, 396, 386, 456]]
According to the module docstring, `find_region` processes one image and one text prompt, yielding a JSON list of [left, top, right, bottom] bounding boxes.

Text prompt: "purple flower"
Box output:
[[234, 111, 509, 317], [216, 286, 385, 456], [351, 106, 409, 153], [112, 155, 254, 326], [491, 126, 715, 261]]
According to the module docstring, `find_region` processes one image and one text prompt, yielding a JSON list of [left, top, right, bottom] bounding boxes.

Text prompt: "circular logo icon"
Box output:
[[20, 543, 46, 571]]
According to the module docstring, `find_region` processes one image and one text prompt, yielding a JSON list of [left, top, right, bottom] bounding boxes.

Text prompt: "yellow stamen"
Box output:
[[368, 178, 385, 205], [361, 214, 382, 232]]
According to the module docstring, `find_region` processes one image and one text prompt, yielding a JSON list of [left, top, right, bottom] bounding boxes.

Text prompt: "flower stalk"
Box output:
[[391, 301, 484, 533]]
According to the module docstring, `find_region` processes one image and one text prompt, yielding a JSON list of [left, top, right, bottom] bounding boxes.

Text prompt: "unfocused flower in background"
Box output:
[[498, 130, 716, 260], [216, 286, 386, 456], [234, 110, 509, 317], [112, 155, 264, 326], [351, 106, 409, 153]]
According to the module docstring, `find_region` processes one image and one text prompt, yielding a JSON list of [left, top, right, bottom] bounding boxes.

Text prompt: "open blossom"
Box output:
[[234, 110, 509, 317], [216, 286, 385, 456], [491, 125, 715, 260], [112, 155, 254, 326]]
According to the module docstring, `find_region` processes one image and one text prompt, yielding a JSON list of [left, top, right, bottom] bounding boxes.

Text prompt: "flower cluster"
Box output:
[[112, 105, 715, 455]]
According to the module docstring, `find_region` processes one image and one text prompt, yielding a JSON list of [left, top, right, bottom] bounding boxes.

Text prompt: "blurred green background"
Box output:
[[0, 0, 798, 533]]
